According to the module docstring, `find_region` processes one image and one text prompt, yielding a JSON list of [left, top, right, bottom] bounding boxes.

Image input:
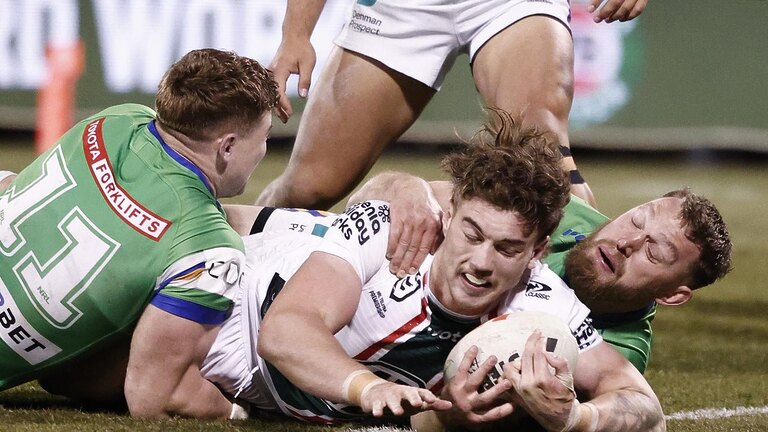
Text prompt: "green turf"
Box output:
[[1, 141, 767, 431]]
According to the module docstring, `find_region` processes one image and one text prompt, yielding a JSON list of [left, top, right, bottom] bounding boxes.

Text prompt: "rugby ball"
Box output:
[[444, 311, 579, 393]]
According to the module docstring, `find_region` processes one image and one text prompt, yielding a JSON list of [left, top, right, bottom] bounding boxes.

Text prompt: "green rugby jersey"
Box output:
[[543, 195, 655, 373], [0, 104, 244, 390]]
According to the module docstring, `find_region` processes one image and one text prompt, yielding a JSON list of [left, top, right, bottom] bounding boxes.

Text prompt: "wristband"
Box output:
[[229, 400, 250, 420], [558, 145, 572, 157], [569, 170, 585, 185], [342, 370, 386, 406], [561, 400, 599, 432]]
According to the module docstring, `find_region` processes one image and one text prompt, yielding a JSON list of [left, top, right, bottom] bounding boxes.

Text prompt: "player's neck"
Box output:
[[154, 122, 219, 196]]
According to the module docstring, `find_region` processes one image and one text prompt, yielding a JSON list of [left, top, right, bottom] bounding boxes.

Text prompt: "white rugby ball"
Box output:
[[444, 311, 579, 393]]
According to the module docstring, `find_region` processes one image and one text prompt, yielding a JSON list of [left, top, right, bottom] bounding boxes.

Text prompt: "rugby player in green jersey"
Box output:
[[0, 48, 278, 419]]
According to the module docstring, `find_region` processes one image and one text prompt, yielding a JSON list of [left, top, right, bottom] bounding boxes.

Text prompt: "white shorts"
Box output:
[[200, 289, 278, 411], [335, 0, 571, 89]]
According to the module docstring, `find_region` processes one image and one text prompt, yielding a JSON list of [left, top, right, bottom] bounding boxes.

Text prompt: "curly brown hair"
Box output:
[[442, 108, 570, 241], [663, 189, 733, 288], [155, 48, 279, 140]]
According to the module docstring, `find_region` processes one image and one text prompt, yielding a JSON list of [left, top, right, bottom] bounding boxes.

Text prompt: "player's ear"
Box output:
[[442, 207, 452, 237], [656, 285, 693, 306], [218, 133, 237, 160], [528, 236, 550, 269]]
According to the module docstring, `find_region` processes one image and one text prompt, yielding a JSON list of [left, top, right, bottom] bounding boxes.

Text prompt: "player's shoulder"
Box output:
[[329, 200, 391, 244], [511, 261, 589, 319]]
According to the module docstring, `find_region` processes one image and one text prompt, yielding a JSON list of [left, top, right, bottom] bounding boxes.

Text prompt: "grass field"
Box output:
[[1, 137, 767, 431]]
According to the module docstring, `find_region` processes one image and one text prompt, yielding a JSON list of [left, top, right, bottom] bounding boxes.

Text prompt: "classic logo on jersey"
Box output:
[[573, 317, 599, 350], [390, 273, 422, 302], [82, 118, 171, 241], [332, 201, 389, 246], [525, 281, 552, 300], [0, 279, 61, 365]]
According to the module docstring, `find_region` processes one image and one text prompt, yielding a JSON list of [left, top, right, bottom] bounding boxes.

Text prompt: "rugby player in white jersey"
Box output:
[[201, 110, 664, 431]]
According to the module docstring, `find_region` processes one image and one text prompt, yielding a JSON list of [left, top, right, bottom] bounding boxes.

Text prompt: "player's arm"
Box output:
[[348, 171, 450, 277], [271, 0, 326, 123], [125, 250, 246, 419], [570, 343, 664, 431], [258, 251, 450, 416], [223, 204, 266, 235], [124, 306, 232, 419], [506, 334, 664, 432]]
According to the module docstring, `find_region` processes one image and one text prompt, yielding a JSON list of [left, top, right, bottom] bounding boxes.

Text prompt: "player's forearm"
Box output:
[[347, 171, 434, 208], [586, 389, 665, 432], [258, 309, 373, 404], [283, 0, 326, 40]]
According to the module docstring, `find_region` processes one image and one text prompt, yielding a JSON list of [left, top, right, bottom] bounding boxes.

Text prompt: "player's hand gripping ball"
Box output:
[[444, 311, 579, 397]]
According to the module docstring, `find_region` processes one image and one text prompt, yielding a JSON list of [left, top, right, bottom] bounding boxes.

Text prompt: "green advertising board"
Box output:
[[1, 0, 766, 150]]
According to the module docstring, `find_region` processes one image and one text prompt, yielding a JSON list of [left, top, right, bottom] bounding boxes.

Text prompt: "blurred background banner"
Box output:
[[1, 0, 767, 151]]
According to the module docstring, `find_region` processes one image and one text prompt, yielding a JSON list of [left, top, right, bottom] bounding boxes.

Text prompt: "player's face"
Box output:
[[219, 111, 271, 197], [565, 197, 701, 313], [432, 198, 546, 317]]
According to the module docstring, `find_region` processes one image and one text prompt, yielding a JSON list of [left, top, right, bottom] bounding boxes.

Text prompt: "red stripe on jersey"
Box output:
[[82, 117, 171, 241], [353, 294, 429, 361]]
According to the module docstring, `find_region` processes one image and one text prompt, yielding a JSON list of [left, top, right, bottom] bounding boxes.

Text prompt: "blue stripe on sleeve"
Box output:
[[150, 293, 229, 324]]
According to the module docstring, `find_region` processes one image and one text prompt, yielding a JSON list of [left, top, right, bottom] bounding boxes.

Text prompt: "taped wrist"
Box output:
[[342, 370, 386, 406], [559, 145, 572, 157], [561, 400, 599, 432]]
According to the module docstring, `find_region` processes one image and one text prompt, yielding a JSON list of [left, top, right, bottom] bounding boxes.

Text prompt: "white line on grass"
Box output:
[[345, 406, 768, 431], [666, 406, 768, 421]]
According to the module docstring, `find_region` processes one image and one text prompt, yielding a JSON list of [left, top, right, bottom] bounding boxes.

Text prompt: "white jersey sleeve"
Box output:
[[496, 261, 602, 353], [314, 201, 392, 284]]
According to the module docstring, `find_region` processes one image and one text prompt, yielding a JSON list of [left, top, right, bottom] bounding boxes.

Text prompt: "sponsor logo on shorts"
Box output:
[[349, 9, 382, 35], [0, 279, 61, 365], [525, 281, 552, 300], [82, 118, 171, 241]]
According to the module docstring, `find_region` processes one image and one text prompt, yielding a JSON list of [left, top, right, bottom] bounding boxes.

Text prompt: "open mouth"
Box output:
[[463, 273, 491, 289], [597, 246, 615, 274]]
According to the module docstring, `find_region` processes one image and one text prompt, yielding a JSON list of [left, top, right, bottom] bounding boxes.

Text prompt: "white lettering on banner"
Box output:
[[92, 0, 180, 93], [0, 0, 78, 89], [0, 278, 61, 365], [91, 0, 347, 94], [0, 0, 349, 93]]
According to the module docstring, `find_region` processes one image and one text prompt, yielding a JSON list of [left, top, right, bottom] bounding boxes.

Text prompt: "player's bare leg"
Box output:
[[472, 16, 596, 207], [256, 47, 435, 209]]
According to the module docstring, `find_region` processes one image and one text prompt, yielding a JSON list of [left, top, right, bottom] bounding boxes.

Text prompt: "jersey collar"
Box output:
[[148, 120, 215, 196]]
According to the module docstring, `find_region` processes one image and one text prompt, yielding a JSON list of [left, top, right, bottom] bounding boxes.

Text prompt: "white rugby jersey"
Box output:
[[202, 202, 601, 424]]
